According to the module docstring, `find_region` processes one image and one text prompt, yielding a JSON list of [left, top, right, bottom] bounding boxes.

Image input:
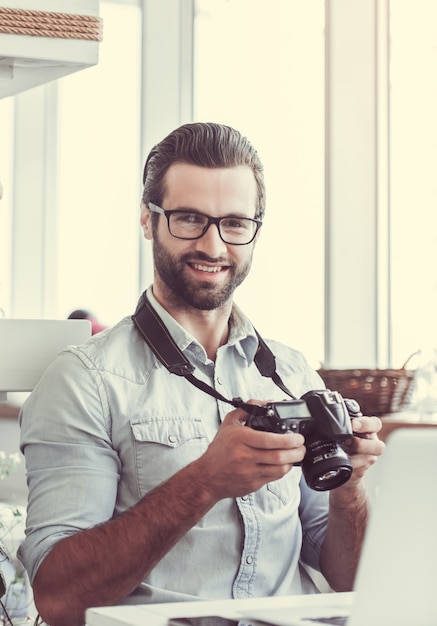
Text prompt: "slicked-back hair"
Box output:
[[142, 122, 266, 221]]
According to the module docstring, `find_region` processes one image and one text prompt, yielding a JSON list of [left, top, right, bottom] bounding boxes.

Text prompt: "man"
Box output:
[[18, 122, 384, 626]]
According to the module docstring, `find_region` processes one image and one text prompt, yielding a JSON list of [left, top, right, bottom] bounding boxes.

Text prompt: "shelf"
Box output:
[[0, 0, 101, 99]]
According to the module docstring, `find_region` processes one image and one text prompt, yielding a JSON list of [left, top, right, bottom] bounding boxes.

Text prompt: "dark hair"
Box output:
[[142, 122, 266, 220], [68, 309, 92, 320]]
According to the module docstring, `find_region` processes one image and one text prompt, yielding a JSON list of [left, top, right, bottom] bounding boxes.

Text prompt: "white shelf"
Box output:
[[0, 0, 100, 98]]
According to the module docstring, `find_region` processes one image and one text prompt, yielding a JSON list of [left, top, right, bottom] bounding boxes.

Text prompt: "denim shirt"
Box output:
[[18, 288, 329, 604]]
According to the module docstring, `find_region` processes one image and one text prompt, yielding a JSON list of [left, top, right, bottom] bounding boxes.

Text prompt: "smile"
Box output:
[[190, 263, 226, 273]]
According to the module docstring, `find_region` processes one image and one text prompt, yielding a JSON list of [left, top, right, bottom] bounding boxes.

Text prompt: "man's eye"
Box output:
[[174, 213, 204, 225], [222, 218, 249, 230]]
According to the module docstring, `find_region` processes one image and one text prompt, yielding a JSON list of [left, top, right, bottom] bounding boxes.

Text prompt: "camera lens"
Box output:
[[302, 439, 353, 491]]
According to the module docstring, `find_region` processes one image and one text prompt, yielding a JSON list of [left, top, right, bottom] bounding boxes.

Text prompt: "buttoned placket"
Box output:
[[233, 493, 260, 598], [186, 335, 275, 598], [213, 349, 261, 597]]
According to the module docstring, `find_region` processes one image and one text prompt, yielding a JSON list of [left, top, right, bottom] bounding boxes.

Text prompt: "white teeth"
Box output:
[[192, 263, 222, 273]]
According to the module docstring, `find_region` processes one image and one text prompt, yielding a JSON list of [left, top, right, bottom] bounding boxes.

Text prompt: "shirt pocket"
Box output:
[[262, 468, 302, 512], [130, 417, 208, 497]]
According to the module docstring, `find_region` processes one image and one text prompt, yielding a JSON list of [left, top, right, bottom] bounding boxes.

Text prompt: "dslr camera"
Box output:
[[246, 389, 362, 491]]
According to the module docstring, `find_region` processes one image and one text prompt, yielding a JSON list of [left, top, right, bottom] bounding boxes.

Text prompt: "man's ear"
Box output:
[[140, 202, 153, 240]]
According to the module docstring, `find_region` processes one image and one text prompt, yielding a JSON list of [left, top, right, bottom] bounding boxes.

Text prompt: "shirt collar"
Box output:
[[226, 302, 259, 364], [144, 287, 259, 365]]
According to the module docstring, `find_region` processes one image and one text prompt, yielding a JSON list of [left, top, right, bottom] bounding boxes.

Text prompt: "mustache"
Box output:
[[181, 251, 233, 266]]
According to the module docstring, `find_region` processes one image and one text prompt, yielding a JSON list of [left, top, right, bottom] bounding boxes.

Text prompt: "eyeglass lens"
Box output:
[[169, 212, 258, 244]]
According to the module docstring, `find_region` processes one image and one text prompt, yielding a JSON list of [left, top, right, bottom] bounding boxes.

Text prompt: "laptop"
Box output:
[[0, 318, 91, 401], [239, 427, 437, 626], [86, 428, 437, 626]]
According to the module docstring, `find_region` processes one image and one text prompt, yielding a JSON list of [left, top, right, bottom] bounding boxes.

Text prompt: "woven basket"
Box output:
[[317, 367, 415, 416]]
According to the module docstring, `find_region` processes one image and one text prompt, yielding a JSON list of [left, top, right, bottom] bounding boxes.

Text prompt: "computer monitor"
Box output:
[[0, 319, 91, 402]]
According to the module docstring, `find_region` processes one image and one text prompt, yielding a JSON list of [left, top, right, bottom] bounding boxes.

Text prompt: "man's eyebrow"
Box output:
[[171, 206, 202, 213], [172, 206, 255, 218]]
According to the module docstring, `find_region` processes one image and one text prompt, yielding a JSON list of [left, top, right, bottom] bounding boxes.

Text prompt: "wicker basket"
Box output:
[[317, 367, 415, 416]]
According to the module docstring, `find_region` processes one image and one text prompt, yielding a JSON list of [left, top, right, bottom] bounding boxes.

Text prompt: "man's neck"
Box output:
[[151, 285, 232, 361], [178, 309, 231, 361]]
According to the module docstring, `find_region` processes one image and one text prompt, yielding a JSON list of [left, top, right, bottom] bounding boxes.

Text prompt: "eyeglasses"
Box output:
[[149, 203, 262, 245]]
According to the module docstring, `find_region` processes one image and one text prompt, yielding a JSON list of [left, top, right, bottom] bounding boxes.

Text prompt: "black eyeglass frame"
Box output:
[[148, 202, 262, 245]]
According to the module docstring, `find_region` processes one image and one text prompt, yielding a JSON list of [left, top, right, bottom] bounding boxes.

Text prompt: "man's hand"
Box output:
[[195, 402, 306, 500], [340, 414, 385, 487]]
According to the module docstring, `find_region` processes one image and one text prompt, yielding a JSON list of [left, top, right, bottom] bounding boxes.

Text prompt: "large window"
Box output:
[[56, 1, 142, 326], [4, 1, 437, 371], [194, 0, 325, 367], [389, 0, 437, 367], [1, 1, 142, 328]]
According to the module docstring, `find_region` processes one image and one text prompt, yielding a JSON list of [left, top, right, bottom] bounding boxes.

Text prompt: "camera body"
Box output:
[[246, 389, 362, 491]]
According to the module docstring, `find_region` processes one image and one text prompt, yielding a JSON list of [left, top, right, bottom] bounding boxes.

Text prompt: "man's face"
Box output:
[[141, 163, 260, 311]]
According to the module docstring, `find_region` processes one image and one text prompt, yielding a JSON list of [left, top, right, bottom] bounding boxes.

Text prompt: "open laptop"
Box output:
[[239, 427, 437, 626], [86, 428, 437, 626]]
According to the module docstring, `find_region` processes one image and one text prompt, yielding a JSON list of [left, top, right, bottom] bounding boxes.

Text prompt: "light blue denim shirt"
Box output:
[[19, 288, 329, 604]]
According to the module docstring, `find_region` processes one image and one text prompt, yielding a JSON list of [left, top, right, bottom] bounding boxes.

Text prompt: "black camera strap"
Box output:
[[132, 292, 297, 416]]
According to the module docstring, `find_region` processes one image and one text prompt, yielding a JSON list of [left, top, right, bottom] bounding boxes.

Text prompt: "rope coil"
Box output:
[[0, 7, 103, 41]]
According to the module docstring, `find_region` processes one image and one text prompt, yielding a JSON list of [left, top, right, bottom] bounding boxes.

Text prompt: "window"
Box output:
[[56, 0, 142, 326], [389, 0, 437, 367], [194, 0, 325, 367], [0, 98, 13, 317], [5, 1, 435, 371]]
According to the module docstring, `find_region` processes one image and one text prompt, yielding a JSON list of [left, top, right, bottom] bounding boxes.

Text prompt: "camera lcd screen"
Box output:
[[275, 401, 311, 420]]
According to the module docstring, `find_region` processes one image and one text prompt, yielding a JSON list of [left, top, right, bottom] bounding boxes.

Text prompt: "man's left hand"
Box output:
[[341, 415, 385, 486]]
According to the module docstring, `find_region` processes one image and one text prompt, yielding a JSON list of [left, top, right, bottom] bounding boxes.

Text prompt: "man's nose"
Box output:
[[193, 222, 228, 256]]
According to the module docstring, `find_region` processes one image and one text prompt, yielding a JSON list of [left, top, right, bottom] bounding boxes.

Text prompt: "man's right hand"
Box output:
[[194, 403, 306, 500]]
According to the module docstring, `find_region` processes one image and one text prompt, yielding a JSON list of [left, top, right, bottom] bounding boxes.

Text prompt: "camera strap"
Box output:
[[132, 292, 297, 415]]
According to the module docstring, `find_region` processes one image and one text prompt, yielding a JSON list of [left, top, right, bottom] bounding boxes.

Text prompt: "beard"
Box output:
[[152, 236, 253, 311]]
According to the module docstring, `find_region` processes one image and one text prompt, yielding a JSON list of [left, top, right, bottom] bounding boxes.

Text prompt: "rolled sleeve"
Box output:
[[298, 476, 329, 571], [18, 350, 121, 582]]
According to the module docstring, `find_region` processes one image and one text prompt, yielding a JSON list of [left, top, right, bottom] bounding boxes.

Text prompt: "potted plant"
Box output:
[[0, 452, 30, 624]]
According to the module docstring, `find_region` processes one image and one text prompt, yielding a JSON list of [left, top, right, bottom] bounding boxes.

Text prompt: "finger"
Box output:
[[355, 436, 385, 456], [222, 398, 268, 426], [352, 415, 382, 436], [249, 431, 305, 450], [345, 434, 385, 457], [253, 441, 307, 468]]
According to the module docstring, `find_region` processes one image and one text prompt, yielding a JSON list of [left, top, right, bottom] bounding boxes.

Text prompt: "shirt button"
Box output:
[[168, 435, 177, 444], [241, 495, 249, 501], [217, 377, 222, 385], [246, 556, 253, 565]]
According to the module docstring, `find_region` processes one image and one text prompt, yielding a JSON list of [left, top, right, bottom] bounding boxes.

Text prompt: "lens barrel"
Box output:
[[302, 439, 353, 491]]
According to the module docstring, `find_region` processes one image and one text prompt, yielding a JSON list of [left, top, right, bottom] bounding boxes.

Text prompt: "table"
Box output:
[[379, 411, 437, 442], [86, 592, 355, 626]]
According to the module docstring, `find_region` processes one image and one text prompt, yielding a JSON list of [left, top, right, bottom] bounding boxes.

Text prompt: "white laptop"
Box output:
[[86, 428, 437, 626], [240, 427, 437, 626], [0, 318, 91, 402]]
